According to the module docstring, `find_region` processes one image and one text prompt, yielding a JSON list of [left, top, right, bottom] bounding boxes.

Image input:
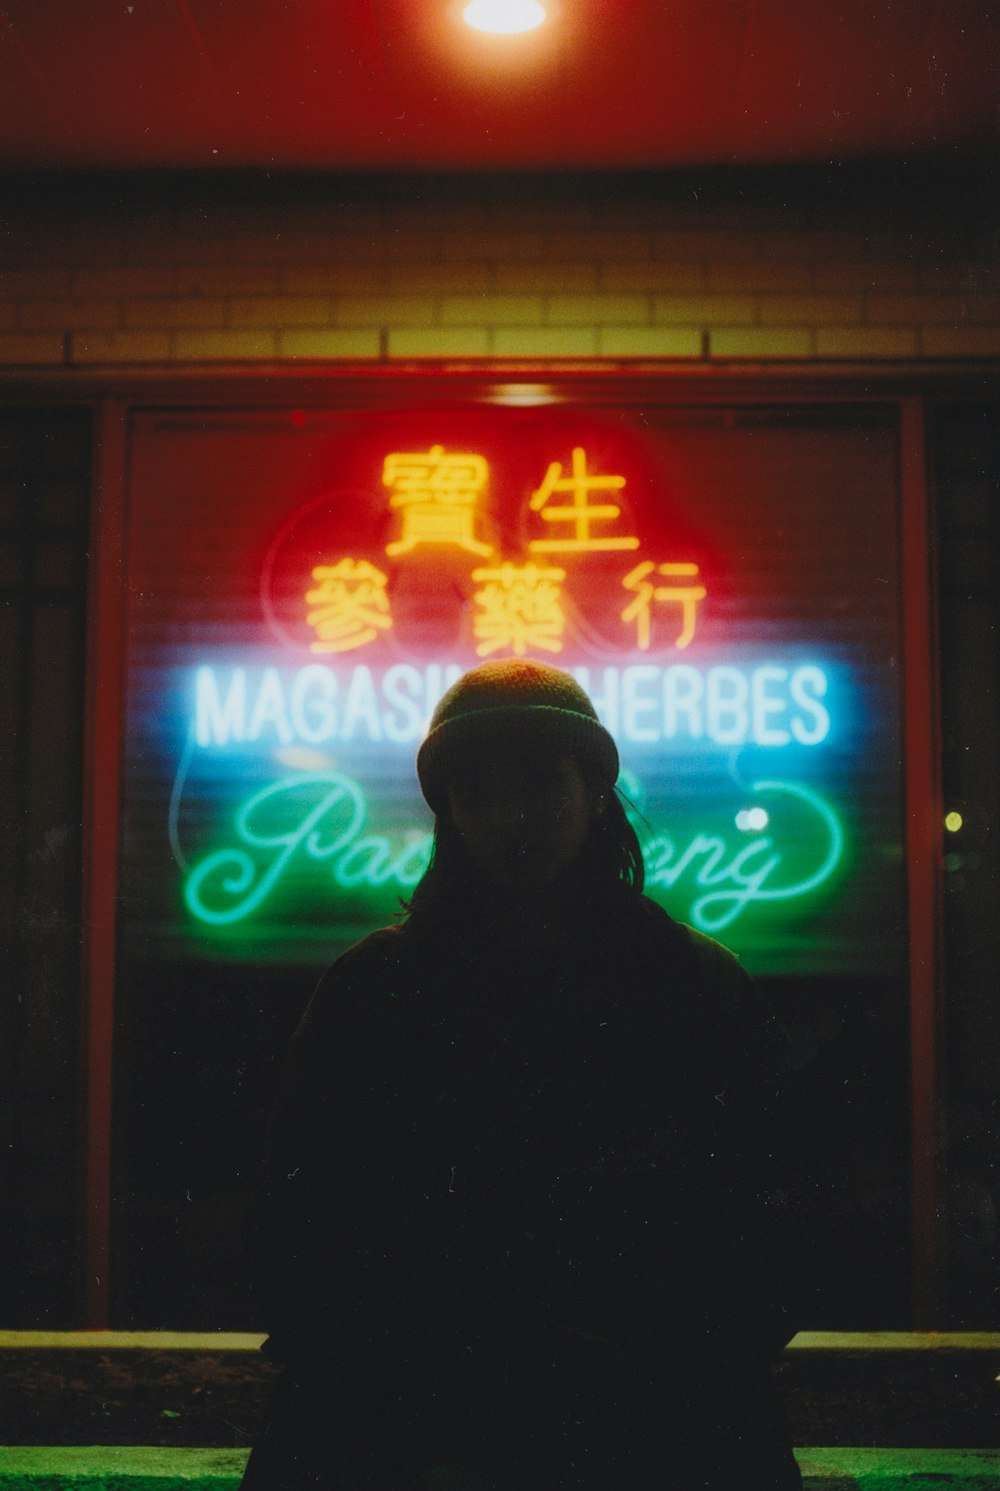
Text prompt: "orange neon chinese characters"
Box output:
[[528, 447, 639, 554], [471, 562, 567, 657], [621, 560, 707, 651], [384, 445, 493, 557], [305, 558, 392, 653]]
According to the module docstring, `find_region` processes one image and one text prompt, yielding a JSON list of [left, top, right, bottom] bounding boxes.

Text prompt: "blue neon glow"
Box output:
[[192, 659, 833, 752]]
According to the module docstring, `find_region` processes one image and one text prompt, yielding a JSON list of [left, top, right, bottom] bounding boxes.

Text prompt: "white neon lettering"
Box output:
[[190, 661, 835, 750], [247, 667, 293, 744], [622, 665, 659, 743], [664, 665, 704, 739], [790, 665, 830, 745], [195, 666, 246, 748], [423, 663, 464, 727], [341, 665, 383, 742], [382, 665, 425, 743], [572, 666, 620, 739], [706, 667, 748, 745], [752, 665, 790, 747], [289, 664, 338, 744]]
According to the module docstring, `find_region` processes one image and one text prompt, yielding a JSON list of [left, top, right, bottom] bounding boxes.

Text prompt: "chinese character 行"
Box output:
[[528, 446, 638, 554], [621, 560, 707, 650], [384, 444, 493, 557], [305, 558, 392, 653], [471, 562, 567, 657]]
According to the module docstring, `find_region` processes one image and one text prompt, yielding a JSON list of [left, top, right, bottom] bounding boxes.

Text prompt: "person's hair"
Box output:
[[402, 776, 645, 927]]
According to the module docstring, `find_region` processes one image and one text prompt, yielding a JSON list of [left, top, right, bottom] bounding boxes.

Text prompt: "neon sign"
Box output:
[[183, 771, 843, 937], [305, 445, 701, 660], [622, 560, 707, 650], [471, 562, 567, 656], [192, 662, 831, 750], [305, 559, 392, 653], [120, 401, 906, 976], [383, 445, 493, 557], [527, 446, 638, 553]]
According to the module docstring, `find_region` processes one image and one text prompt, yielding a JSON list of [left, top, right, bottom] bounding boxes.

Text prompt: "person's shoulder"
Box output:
[[672, 915, 749, 995], [633, 896, 775, 1039], [634, 895, 746, 988], [638, 899, 791, 1074], [320, 923, 409, 978], [301, 924, 413, 1028]]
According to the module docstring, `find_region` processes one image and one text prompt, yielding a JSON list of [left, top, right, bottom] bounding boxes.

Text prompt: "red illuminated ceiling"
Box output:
[[0, 0, 997, 171]]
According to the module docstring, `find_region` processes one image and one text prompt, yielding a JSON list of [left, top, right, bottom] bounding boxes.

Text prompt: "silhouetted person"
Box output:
[[242, 659, 802, 1489]]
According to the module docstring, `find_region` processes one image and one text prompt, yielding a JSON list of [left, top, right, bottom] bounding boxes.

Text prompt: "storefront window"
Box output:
[[113, 393, 910, 1325]]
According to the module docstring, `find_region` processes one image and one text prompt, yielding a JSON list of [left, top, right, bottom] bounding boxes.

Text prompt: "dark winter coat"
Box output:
[[243, 893, 802, 1489]]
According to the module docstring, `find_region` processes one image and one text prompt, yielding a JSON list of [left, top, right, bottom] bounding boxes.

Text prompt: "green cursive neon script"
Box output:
[[183, 772, 843, 933], [640, 779, 844, 932]]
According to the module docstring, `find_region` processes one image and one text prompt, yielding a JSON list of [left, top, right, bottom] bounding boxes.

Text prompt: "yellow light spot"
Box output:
[[490, 383, 555, 406], [945, 811, 963, 833], [463, 0, 546, 35], [276, 747, 338, 773]]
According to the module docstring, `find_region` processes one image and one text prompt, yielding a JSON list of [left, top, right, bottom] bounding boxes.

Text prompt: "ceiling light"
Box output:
[[463, 1, 546, 36], [489, 383, 556, 405]]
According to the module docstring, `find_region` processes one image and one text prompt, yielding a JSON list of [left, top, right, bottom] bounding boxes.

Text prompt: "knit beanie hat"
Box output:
[[417, 658, 619, 812]]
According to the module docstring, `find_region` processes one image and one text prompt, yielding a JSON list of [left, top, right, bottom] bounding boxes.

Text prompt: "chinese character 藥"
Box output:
[[621, 560, 707, 650], [528, 447, 639, 554], [305, 558, 392, 653], [471, 562, 567, 657], [384, 445, 493, 557]]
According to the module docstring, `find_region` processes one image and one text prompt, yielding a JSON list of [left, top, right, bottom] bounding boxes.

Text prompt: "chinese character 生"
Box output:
[[528, 446, 639, 554]]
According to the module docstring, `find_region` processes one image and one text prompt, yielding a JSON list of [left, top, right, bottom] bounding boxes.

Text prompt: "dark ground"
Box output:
[[1, 1348, 998, 1448]]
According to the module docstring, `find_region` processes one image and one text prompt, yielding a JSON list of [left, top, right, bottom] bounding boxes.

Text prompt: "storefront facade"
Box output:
[[2, 166, 998, 1330]]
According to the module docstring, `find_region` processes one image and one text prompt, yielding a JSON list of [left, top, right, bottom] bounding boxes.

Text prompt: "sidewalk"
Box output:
[[0, 1332, 997, 1487], [0, 1445, 999, 1488]]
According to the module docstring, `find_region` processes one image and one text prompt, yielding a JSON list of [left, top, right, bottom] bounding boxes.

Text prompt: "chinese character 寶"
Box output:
[[305, 558, 393, 653], [528, 447, 638, 554], [384, 445, 493, 557], [471, 562, 567, 657], [621, 560, 707, 650]]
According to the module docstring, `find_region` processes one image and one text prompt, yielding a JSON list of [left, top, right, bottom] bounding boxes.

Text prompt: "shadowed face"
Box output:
[[445, 745, 598, 896]]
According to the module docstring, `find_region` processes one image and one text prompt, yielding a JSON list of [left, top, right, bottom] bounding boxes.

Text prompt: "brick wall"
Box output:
[[1, 167, 998, 370]]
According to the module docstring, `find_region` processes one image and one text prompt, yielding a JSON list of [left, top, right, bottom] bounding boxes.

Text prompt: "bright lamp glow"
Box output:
[[736, 807, 770, 833], [463, 0, 546, 35]]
